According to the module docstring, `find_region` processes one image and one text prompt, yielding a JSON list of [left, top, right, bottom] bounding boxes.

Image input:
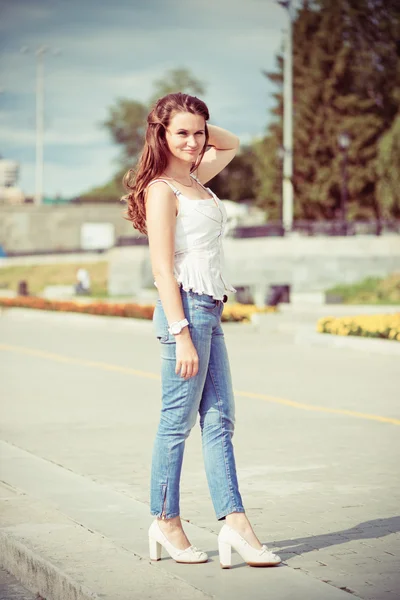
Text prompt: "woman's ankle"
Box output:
[[157, 516, 182, 529], [225, 512, 249, 527], [225, 513, 263, 549]]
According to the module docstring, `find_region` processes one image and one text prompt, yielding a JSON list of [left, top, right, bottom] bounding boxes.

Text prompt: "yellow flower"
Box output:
[[316, 312, 400, 342]]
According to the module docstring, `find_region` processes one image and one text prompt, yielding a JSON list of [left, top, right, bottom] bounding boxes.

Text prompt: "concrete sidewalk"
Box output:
[[0, 447, 354, 600], [1, 308, 399, 599]]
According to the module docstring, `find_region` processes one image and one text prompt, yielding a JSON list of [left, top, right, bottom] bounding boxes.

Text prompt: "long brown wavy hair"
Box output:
[[122, 93, 210, 235]]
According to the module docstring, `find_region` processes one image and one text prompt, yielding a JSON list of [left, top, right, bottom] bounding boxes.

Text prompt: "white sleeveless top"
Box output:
[[147, 173, 236, 301]]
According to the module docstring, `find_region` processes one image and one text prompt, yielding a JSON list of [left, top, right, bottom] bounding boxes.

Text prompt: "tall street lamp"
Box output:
[[337, 131, 350, 235], [276, 145, 285, 233], [277, 0, 295, 233], [21, 45, 59, 205], [35, 46, 46, 206]]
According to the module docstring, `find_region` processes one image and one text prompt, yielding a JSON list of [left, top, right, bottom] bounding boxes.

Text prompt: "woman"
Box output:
[[123, 92, 281, 569]]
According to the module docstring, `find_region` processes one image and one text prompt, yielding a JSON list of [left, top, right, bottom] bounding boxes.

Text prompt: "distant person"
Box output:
[[75, 267, 91, 295], [123, 93, 281, 569]]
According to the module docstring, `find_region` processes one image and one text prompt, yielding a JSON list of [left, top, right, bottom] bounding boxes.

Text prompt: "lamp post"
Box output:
[[276, 145, 285, 234], [21, 45, 59, 205], [277, 0, 295, 233], [35, 46, 47, 206], [337, 131, 350, 235]]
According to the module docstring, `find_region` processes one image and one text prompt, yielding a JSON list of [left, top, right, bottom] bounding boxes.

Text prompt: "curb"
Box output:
[[3, 307, 399, 355], [0, 531, 98, 600], [295, 328, 400, 356], [280, 303, 400, 317]]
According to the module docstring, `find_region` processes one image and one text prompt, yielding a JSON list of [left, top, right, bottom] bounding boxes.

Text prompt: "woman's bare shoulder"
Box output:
[[145, 180, 178, 220], [146, 180, 176, 201]]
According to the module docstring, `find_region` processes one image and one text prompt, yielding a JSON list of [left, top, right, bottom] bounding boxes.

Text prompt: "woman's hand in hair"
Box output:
[[175, 330, 199, 379]]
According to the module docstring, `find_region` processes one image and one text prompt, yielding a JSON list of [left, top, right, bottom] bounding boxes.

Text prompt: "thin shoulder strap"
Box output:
[[190, 173, 211, 193], [147, 179, 181, 196], [190, 173, 217, 199], [190, 173, 202, 186]]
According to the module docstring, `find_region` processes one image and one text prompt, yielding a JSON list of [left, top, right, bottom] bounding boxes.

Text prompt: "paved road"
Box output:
[[0, 309, 399, 599]]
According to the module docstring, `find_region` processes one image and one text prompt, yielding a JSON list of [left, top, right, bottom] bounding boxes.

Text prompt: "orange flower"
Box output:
[[0, 296, 276, 323]]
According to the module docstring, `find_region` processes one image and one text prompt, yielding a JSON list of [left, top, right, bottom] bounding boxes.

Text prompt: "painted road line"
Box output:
[[1, 343, 399, 426], [0, 343, 160, 381]]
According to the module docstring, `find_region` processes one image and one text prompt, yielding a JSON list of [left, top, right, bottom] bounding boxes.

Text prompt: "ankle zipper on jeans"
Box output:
[[161, 484, 167, 520]]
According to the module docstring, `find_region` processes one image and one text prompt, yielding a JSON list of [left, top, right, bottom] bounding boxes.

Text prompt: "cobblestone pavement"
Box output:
[[1, 311, 399, 599]]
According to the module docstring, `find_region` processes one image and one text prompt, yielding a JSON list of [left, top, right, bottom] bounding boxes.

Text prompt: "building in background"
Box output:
[[0, 157, 25, 204]]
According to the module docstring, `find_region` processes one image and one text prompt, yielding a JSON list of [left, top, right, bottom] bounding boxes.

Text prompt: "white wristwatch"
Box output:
[[168, 318, 189, 335]]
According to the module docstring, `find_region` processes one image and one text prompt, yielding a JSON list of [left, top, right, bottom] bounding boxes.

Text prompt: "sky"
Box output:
[[0, 0, 292, 198]]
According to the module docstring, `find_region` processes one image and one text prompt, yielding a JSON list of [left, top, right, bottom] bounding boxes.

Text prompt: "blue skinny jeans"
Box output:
[[150, 288, 245, 521]]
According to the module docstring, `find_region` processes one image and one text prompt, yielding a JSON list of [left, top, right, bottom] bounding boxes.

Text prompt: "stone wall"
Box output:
[[1, 204, 399, 298], [0, 204, 135, 253], [223, 235, 400, 291], [108, 235, 400, 297]]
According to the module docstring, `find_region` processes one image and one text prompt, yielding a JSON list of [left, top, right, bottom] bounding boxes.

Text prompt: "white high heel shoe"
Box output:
[[148, 520, 208, 564], [218, 524, 281, 568]]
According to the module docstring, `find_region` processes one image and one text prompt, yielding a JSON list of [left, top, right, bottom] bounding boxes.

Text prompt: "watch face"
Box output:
[[171, 323, 181, 335]]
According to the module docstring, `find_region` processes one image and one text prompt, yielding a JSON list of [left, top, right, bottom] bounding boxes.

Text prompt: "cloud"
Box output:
[[1, 0, 288, 196], [16, 146, 119, 198], [0, 1, 53, 31], [0, 124, 109, 147]]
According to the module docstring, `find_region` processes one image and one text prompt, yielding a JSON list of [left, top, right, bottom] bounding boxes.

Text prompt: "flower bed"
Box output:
[[0, 297, 276, 323], [317, 313, 400, 342], [222, 302, 276, 322], [0, 296, 155, 320]]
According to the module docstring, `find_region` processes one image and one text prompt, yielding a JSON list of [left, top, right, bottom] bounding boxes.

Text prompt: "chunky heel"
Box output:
[[218, 524, 281, 568], [148, 520, 208, 564], [218, 540, 232, 569], [149, 536, 162, 561]]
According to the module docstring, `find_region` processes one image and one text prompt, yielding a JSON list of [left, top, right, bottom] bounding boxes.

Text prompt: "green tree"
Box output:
[[76, 168, 126, 203], [376, 114, 400, 218], [256, 0, 400, 220], [149, 67, 206, 106], [103, 100, 148, 165], [252, 135, 282, 219], [207, 145, 258, 202], [314, 0, 400, 221], [251, 52, 284, 220]]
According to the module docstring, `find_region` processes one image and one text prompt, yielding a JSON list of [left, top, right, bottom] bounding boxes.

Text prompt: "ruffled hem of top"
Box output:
[[154, 268, 236, 300], [175, 271, 236, 301]]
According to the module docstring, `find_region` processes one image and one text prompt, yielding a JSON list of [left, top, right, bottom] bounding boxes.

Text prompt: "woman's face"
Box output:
[[165, 111, 206, 165]]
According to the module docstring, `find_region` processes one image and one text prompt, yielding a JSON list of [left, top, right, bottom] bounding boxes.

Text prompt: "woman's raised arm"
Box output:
[[195, 125, 240, 184]]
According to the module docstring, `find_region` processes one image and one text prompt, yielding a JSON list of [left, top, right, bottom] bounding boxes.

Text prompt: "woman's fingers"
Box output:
[[180, 362, 191, 379], [176, 359, 198, 379], [192, 357, 199, 377], [176, 360, 188, 378]]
